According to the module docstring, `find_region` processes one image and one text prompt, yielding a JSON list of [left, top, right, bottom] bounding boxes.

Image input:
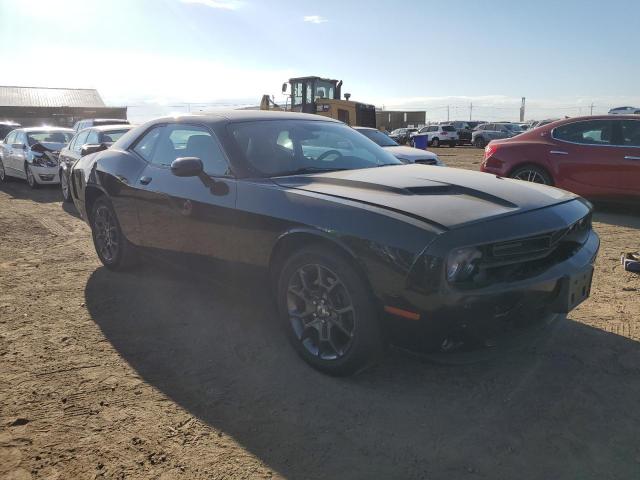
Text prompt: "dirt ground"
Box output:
[[1, 147, 639, 480]]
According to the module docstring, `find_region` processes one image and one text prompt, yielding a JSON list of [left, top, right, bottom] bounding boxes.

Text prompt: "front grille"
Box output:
[[461, 213, 593, 287]]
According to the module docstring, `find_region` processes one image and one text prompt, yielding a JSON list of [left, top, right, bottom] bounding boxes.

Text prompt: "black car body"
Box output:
[[445, 121, 472, 145], [389, 128, 417, 145], [70, 111, 599, 375], [58, 125, 133, 202]]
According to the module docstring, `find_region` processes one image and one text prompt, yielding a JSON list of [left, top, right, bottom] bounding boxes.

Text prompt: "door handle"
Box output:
[[624, 155, 640, 161], [139, 176, 152, 185], [550, 150, 569, 155]]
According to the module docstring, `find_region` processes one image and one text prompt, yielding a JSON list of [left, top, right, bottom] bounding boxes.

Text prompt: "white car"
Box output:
[[608, 106, 640, 115], [411, 124, 458, 148], [0, 127, 74, 188], [353, 127, 443, 165]]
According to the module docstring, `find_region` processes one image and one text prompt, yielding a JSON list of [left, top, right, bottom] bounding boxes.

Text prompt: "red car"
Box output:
[[481, 115, 640, 202]]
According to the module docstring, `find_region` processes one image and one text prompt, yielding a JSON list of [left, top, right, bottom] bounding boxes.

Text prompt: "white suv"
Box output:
[[411, 125, 458, 148]]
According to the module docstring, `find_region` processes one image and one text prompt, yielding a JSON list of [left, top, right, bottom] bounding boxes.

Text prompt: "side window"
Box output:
[[621, 120, 640, 147], [15, 132, 26, 146], [153, 125, 229, 176], [86, 130, 100, 145], [73, 130, 90, 153], [5, 131, 16, 145], [553, 120, 612, 145], [133, 126, 163, 162]]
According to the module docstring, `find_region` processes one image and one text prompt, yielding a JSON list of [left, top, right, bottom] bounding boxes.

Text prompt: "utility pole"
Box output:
[[469, 102, 473, 121], [447, 105, 450, 122], [590, 103, 594, 115], [519, 97, 526, 122]]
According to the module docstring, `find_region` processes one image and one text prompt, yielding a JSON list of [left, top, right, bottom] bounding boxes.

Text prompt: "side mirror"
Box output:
[[171, 157, 203, 177], [80, 143, 107, 157], [281, 83, 288, 94]]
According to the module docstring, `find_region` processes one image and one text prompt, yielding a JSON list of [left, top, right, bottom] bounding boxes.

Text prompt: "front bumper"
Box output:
[[388, 229, 600, 353], [30, 164, 60, 184]]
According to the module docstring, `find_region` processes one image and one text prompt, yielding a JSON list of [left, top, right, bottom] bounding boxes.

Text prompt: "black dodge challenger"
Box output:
[[70, 111, 599, 375]]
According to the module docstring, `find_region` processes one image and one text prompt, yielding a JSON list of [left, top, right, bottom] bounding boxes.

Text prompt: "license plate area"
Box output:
[[553, 266, 593, 313]]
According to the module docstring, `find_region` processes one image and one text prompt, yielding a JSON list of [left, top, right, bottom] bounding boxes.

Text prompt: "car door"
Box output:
[[617, 119, 640, 196], [550, 119, 626, 196], [134, 123, 238, 261]]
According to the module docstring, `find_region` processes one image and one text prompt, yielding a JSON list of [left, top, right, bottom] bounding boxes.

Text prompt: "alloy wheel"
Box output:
[[513, 169, 549, 184], [93, 204, 120, 263], [287, 263, 356, 360]]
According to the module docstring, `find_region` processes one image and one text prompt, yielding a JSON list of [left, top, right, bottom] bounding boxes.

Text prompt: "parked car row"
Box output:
[[0, 120, 132, 193]]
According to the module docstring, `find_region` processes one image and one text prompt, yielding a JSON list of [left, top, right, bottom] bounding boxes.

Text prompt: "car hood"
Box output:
[[272, 164, 577, 230], [383, 145, 440, 163]]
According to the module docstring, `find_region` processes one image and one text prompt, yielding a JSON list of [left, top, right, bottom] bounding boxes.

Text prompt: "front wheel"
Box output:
[[26, 164, 38, 189], [277, 245, 384, 376], [90, 197, 139, 271], [474, 136, 486, 148], [60, 169, 73, 202]]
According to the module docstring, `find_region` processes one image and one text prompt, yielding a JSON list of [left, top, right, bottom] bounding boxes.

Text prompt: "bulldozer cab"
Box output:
[[261, 75, 376, 128], [287, 76, 342, 114]]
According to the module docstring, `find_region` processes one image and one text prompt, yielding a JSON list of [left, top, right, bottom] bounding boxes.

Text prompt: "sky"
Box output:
[[1, 0, 639, 122]]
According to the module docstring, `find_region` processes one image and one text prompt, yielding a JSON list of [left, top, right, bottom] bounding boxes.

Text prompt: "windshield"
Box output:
[[27, 131, 73, 146], [229, 120, 402, 177], [357, 128, 399, 147]]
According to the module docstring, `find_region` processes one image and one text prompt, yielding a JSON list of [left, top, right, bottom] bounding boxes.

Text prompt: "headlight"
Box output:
[[446, 247, 482, 283]]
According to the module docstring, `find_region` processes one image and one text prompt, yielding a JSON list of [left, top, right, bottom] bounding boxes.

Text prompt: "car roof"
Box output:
[[78, 118, 129, 123], [149, 111, 341, 126], [18, 127, 74, 133], [352, 126, 376, 131]]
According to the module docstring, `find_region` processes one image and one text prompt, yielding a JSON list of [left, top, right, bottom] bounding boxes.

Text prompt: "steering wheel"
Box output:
[[316, 149, 343, 162]]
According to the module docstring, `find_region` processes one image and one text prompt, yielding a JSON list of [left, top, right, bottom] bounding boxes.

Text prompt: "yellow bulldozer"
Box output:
[[260, 76, 376, 128]]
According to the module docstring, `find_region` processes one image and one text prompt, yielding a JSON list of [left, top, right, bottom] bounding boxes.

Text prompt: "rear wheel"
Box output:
[[25, 164, 38, 189], [474, 136, 486, 148], [277, 245, 384, 376], [60, 169, 73, 202], [510, 165, 552, 185], [431, 137, 440, 147], [90, 196, 139, 271]]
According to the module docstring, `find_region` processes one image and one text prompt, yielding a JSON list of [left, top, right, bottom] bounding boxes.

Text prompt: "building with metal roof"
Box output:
[[0, 86, 127, 128]]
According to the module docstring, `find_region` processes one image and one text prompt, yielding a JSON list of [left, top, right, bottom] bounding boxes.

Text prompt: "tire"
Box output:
[[474, 136, 486, 148], [0, 158, 8, 182], [60, 169, 73, 202], [510, 165, 553, 185], [431, 137, 440, 148], [90, 196, 139, 271], [449, 141, 457, 148], [276, 245, 384, 376], [25, 164, 38, 189]]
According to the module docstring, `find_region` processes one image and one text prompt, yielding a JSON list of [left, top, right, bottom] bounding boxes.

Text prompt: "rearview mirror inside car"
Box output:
[[171, 157, 204, 177]]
